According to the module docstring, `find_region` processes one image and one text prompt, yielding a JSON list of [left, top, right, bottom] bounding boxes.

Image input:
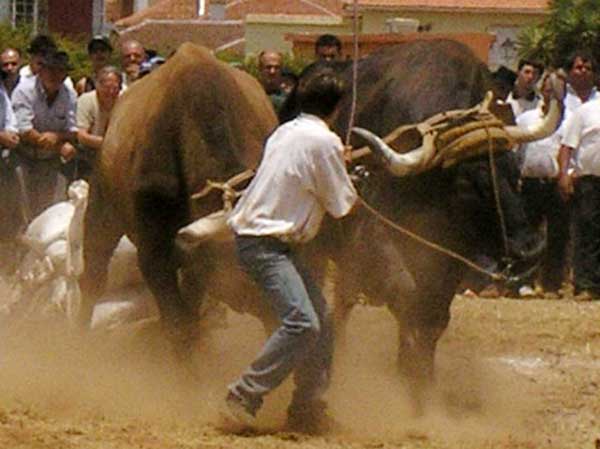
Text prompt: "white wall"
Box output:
[[133, 0, 148, 12]]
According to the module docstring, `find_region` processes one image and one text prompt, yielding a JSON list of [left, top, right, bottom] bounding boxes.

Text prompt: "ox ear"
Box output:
[[548, 71, 566, 103], [503, 71, 565, 143]]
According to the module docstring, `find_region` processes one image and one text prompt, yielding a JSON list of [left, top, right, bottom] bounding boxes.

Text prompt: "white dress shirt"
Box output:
[[228, 113, 357, 243]]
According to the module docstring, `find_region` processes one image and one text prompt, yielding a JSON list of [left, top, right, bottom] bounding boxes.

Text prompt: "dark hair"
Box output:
[[517, 58, 544, 74], [145, 48, 158, 59], [41, 49, 72, 71], [492, 65, 517, 86], [281, 67, 298, 82], [87, 35, 112, 54], [27, 34, 56, 55], [563, 49, 596, 71], [296, 69, 345, 117], [315, 34, 342, 52]]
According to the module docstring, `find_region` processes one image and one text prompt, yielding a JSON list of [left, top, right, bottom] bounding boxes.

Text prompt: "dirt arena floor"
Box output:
[[0, 286, 600, 449]]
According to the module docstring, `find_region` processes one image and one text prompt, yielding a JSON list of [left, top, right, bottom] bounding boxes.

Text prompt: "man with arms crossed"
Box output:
[[11, 49, 77, 218]]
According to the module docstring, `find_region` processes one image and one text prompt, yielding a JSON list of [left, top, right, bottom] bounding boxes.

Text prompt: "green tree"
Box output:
[[518, 0, 600, 68]]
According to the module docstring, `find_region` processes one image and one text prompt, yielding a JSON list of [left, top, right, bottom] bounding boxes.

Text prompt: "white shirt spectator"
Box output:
[[517, 107, 561, 179], [561, 98, 600, 177], [506, 91, 541, 118], [228, 113, 357, 243], [558, 84, 600, 138]]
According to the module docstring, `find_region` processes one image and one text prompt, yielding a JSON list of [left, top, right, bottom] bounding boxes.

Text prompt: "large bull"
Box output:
[[281, 39, 560, 412], [79, 43, 278, 342]]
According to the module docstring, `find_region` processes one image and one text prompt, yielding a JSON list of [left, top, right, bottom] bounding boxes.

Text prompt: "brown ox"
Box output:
[[79, 43, 278, 344]]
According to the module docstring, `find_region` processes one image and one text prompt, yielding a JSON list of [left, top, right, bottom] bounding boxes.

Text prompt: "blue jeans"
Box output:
[[229, 235, 333, 412]]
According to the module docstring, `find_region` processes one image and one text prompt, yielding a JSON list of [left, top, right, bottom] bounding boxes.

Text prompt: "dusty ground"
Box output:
[[0, 284, 599, 449]]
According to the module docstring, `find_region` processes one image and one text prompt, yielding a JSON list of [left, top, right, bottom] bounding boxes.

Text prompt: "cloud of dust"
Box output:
[[326, 306, 544, 445], [0, 298, 543, 444]]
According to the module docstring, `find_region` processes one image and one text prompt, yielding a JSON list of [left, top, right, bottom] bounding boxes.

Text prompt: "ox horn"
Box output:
[[351, 127, 436, 176], [503, 72, 564, 143]]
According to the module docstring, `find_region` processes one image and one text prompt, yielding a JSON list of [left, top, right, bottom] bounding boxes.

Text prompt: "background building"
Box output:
[[0, 0, 107, 35], [0, 0, 550, 67]]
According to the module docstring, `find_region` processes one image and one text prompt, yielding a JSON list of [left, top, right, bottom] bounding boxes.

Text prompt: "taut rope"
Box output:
[[485, 122, 510, 259], [344, 0, 360, 146], [356, 195, 505, 281]]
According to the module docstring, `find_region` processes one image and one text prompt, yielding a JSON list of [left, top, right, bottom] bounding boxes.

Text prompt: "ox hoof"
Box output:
[[286, 399, 341, 435]]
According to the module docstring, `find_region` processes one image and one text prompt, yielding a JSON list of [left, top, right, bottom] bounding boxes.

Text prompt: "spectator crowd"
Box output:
[[0, 33, 154, 272], [0, 30, 599, 302], [487, 51, 600, 300]]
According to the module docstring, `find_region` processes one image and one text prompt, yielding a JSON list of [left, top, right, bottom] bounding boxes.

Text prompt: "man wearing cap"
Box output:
[[19, 34, 75, 91], [76, 35, 114, 96], [11, 49, 77, 218]]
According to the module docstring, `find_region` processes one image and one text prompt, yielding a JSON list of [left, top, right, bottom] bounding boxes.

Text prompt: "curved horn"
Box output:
[[504, 98, 561, 143], [351, 127, 436, 176], [503, 72, 564, 143]]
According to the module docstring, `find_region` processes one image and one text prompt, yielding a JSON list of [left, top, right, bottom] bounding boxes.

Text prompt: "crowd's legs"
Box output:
[[572, 176, 600, 297]]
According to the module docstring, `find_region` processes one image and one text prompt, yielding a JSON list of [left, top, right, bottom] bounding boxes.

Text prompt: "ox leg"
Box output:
[[79, 186, 125, 328], [387, 263, 459, 416], [134, 193, 198, 361], [389, 302, 448, 416], [331, 274, 356, 349]]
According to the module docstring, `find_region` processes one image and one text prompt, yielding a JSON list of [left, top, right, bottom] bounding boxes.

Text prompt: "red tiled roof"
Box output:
[[116, 0, 344, 28], [118, 20, 245, 55], [225, 0, 342, 19], [115, 0, 197, 29], [343, 0, 549, 12]]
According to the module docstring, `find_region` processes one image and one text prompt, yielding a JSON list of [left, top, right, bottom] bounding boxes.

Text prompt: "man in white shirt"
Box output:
[[506, 59, 544, 118], [517, 76, 568, 297], [556, 50, 598, 142], [224, 70, 357, 433], [556, 50, 599, 299], [558, 96, 600, 298]]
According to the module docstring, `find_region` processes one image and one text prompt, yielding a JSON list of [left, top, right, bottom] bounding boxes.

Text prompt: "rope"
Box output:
[[485, 122, 510, 258], [356, 195, 505, 281], [190, 169, 255, 211], [344, 0, 360, 146]]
